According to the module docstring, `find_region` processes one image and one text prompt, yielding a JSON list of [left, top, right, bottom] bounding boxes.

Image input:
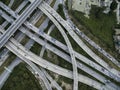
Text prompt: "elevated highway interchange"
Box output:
[[5, 38, 115, 90], [1, 10, 120, 89], [0, 1, 78, 90], [0, 1, 61, 89], [0, 1, 120, 83], [0, 0, 120, 90], [0, 0, 42, 48], [40, 2, 120, 77]]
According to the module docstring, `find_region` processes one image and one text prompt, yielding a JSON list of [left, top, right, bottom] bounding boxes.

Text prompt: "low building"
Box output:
[[70, 0, 113, 17]]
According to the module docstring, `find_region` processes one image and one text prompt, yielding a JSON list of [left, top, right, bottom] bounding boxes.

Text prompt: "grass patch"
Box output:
[[4, 23, 11, 30], [44, 20, 53, 33], [35, 14, 47, 28], [50, 27, 66, 45], [57, 76, 73, 85], [78, 82, 97, 90], [0, 47, 5, 53], [1, 63, 42, 90], [0, 53, 16, 74], [11, 0, 23, 11], [18, 2, 30, 15], [43, 49, 72, 70], [43, 50, 59, 65], [0, 0, 10, 5], [50, 0, 56, 7], [69, 5, 120, 59], [57, 4, 66, 19], [0, 16, 5, 25], [71, 6, 116, 49], [20, 35, 29, 46], [30, 42, 42, 55]]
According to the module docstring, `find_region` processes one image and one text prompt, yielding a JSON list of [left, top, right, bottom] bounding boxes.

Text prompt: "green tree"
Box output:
[[110, 0, 118, 11]]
